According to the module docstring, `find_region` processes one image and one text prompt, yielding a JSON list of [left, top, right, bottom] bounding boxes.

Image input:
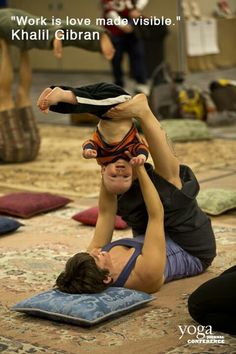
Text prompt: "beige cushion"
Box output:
[[197, 189, 236, 216]]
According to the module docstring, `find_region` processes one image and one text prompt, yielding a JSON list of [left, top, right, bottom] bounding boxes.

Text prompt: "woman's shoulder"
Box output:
[[125, 259, 164, 293]]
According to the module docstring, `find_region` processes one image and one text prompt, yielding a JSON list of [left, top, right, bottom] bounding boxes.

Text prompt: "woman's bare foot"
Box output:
[[105, 93, 149, 120], [100, 33, 115, 60]]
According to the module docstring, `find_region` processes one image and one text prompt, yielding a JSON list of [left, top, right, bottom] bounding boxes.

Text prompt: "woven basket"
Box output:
[[0, 106, 40, 162]]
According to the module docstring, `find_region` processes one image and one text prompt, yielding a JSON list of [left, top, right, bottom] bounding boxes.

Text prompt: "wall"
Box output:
[[8, 0, 111, 71], [8, 0, 236, 72], [197, 0, 236, 17]]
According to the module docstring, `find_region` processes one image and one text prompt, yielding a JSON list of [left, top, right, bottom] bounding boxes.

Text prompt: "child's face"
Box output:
[[102, 159, 133, 194]]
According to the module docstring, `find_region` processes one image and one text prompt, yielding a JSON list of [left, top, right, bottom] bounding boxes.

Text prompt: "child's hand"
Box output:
[[125, 151, 146, 166], [130, 154, 147, 166], [83, 149, 97, 159]]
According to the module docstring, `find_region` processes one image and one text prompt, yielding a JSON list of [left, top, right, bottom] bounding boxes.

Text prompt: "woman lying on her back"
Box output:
[[56, 162, 166, 294], [55, 94, 214, 294]]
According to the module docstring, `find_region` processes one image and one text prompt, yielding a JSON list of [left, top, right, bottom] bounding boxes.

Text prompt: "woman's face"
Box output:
[[89, 248, 113, 271], [101, 159, 133, 194]]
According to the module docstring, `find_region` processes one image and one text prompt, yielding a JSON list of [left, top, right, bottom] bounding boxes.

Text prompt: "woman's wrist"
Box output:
[[134, 164, 146, 176]]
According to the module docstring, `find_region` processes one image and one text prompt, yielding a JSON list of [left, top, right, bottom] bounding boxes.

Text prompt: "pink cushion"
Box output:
[[72, 207, 128, 230], [0, 192, 72, 218]]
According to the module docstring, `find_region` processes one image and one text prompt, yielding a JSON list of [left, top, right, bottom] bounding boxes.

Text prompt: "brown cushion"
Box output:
[[0, 192, 72, 218], [72, 207, 128, 230]]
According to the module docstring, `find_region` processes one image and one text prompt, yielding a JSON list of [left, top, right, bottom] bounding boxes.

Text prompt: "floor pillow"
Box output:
[[0, 216, 23, 235], [160, 119, 212, 142], [0, 192, 72, 218], [72, 207, 128, 229], [197, 188, 236, 215], [12, 287, 154, 327]]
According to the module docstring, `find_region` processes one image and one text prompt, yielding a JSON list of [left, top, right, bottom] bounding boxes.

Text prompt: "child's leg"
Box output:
[[37, 87, 77, 112], [37, 83, 131, 117], [0, 40, 14, 111], [15, 50, 32, 108]]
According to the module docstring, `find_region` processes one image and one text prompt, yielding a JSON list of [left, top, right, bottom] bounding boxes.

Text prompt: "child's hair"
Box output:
[[55, 252, 111, 294]]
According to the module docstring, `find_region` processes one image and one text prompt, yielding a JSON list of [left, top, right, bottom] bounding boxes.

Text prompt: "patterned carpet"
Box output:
[[0, 211, 235, 354], [0, 124, 236, 197], [0, 124, 236, 354]]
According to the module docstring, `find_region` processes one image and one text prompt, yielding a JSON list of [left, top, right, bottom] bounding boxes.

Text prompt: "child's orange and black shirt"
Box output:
[[82, 124, 149, 166]]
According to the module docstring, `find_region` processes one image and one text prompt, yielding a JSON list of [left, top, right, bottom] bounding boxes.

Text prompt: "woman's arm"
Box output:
[[132, 165, 166, 292], [87, 180, 117, 252]]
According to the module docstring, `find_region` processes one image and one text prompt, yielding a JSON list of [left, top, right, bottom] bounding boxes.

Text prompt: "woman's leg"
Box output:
[[0, 39, 14, 111], [106, 94, 181, 188], [188, 267, 236, 335], [164, 236, 203, 283]]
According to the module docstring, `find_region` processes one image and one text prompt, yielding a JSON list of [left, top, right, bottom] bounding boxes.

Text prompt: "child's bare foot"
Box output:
[[105, 93, 149, 120], [37, 87, 52, 113], [100, 33, 115, 60], [38, 87, 66, 113]]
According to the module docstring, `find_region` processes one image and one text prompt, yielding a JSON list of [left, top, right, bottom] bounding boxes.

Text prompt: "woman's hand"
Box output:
[[125, 151, 146, 166], [130, 154, 146, 166]]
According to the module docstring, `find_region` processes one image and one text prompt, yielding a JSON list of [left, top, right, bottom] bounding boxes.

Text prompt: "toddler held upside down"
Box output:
[[37, 82, 149, 194]]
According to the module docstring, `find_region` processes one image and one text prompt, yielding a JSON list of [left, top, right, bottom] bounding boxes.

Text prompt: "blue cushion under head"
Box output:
[[11, 287, 155, 327], [0, 216, 23, 235]]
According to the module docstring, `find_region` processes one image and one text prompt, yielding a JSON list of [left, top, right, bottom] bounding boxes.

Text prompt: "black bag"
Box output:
[[148, 63, 179, 119], [210, 80, 236, 112]]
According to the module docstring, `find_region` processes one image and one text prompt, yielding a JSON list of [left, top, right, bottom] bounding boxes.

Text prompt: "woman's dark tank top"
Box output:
[[102, 236, 144, 287], [102, 235, 203, 286]]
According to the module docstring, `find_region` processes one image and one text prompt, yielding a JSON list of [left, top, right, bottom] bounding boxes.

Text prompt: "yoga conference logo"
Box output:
[[178, 325, 225, 344]]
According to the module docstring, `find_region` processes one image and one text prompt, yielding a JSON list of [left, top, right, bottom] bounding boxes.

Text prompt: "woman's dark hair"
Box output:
[[55, 252, 112, 294]]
